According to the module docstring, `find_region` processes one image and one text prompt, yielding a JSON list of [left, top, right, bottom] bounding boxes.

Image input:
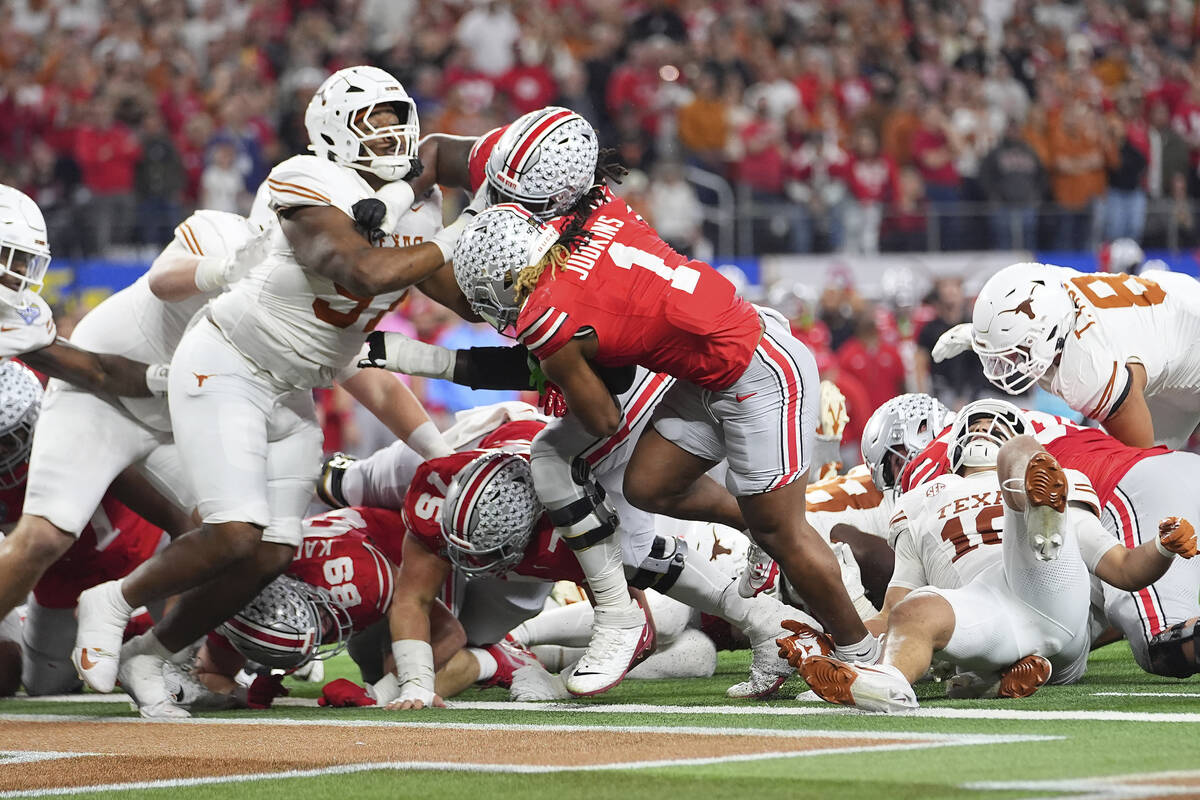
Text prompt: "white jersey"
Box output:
[[67, 210, 261, 432], [806, 465, 894, 541], [889, 467, 1099, 592], [209, 155, 444, 390], [0, 294, 55, 359], [1044, 269, 1200, 447]]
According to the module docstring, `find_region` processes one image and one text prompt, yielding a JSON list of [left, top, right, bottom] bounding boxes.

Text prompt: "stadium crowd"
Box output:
[[3, 0, 1200, 261]]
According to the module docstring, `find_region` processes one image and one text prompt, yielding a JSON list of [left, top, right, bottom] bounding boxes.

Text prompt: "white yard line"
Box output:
[[964, 769, 1200, 799], [1091, 692, 1200, 698]]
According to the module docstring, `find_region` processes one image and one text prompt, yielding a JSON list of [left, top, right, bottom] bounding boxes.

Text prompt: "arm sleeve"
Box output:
[[1071, 507, 1120, 572], [888, 528, 928, 591], [350, 440, 428, 511], [453, 345, 536, 390]]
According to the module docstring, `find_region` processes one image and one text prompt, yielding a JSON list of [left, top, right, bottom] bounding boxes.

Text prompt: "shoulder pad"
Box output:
[[266, 155, 367, 216], [173, 210, 258, 260], [1065, 468, 1101, 516]]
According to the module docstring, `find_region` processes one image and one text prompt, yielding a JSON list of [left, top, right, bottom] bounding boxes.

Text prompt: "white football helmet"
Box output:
[[304, 66, 420, 182], [0, 185, 51, 307], [440, 451, 542, 577], [947, 398, 1030, 473], [0, 361, 42, 489], [452, 203, 558, 335], [219, 575, 352, 670], [971, 263, 1076, 395], [1106, 237, 1145, 274], [485, 106, 598, 219], [860, 393, 952, 493]]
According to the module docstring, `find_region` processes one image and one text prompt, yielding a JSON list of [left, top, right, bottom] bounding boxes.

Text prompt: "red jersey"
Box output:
[[467, 125, 506, 193], [516, 191, 761, 391], [290, 508, 398, 631], [401, 448, 585, 585], [30, 494, 166, 609]]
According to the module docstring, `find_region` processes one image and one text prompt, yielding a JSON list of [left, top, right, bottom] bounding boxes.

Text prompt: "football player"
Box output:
[[786, 400, 1196, 711], [72, 65, 483, 717], [934, 262, 1200, 449]]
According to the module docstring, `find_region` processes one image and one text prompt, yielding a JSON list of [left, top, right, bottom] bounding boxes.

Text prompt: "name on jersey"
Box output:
[[936, 491, 1002, 519], [296, 538, 335, 560], [561, 215, 625, 282], [385, 234, 424, 248]]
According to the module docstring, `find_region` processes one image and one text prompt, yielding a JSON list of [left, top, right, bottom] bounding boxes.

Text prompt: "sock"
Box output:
[[569, 534, 639, 623], [110, 579, 135, 615], [510, 602, 595, 648], [834, 633, 881, 664], [469, 647, 498, 682]]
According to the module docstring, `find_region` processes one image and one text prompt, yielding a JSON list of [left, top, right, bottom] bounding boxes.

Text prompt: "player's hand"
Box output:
[[246, 672, 289, 709], [817, 380, 849, 439], [356, 331, 454, 379], [431, 186, 489, 262], [352, 197, 388, 246], [539, 383, 568, 417], [222, 227, 272, 284], [1158, 516, 1197, 558], [375, 179, 417, 233], [775, 618, 834, 670], [931, 323, 974, 363], [318, 678, 377, 707], [385, 685, 446, 710]]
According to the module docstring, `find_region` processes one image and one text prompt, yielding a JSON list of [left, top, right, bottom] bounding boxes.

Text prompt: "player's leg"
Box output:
[[20, 599, 81, 696], [622, 429, 744, 528], [0, 608, 21, 696]]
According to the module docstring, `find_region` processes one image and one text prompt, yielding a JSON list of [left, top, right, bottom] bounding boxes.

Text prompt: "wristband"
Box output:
[[391, 638, 436, 697], [368, 673, 401, 704], [1155, 537, 1178, 559], [192, 255, 228, 293], [406, 420, 454, 460]]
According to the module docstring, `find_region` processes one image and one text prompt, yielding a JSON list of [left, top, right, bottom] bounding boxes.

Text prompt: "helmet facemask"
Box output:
[[860, 393, 951, 493], [440, 452, 542, 577], [974, 321, 1065, 395], [948, 400, 1030, 473], [348, 100, 420, 182]]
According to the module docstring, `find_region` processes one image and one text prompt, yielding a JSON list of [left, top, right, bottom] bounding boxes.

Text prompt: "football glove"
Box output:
[[245, 672, 289, 709], [318, 678, 377, 707], [1157, 516, 1197, 559], [539, 383, 568, 417], [430, 186, 489, 262], [817, 379, 849, 440], [194, 226, 272, 292], [352, 197, 388, 246], [931, 322, 974, 363], [775, 619, 834, 670]]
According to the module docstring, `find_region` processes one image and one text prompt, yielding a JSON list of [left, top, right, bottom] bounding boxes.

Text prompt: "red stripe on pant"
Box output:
[[758, 335, 802, 491], [584, 372, 671, 467], [1113, 491, 1164, 636]]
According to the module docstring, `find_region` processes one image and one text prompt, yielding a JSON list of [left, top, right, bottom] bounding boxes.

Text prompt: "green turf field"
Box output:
[[2, 642, 1199, 799]]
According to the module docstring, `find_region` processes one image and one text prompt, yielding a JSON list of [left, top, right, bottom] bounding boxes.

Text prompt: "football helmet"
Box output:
[[485, 106, 598, 219], [860, 393, 952, 493], [971, 263, 1076, 395], [0, 184, 51, 307], [440, 451, 542, 577], [304, 66, 420, 182], [218, 575, 352, 670], [947, 398, 1030, 473], [0, 361, 42, 489], [452, 203, 558, 335], [1105, 238, 1145, 274]]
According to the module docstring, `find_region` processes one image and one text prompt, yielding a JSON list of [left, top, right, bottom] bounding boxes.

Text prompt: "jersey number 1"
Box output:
[[609, 242, 699, 294]]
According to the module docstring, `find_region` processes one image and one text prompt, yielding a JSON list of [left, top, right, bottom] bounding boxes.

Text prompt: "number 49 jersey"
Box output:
[[209, 155, 444, 390], [287, 507, 397, 631], [1049, 270, 1200, 446]]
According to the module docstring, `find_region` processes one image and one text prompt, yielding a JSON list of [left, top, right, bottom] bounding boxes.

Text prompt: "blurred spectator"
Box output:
[[200, 141, 249, 214], [978, 119, 1045, 250], [628, 0, 687, 45], [914, 277, 990, 410], [839, 127, 897, 254], [1102, 99, 1149, 243], [1046, 100, 1109, 251], [881, 82, 923, 167], [455, 0, 521, 77], [676, 69, 729, 169], [835, 304, 907, 418], [496, 40, 558, 116], [74, 98, 142, 254], [882, 166, 929, 252], [1167, 172, 1198, 248], [911, 100, 963, 250], [134, 112, 185, 247], [786, 109, 849, 253], [647, 161, 704, 257]]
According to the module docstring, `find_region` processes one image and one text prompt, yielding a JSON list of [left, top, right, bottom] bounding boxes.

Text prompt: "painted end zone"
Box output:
[[0, 719, 1053, 796]]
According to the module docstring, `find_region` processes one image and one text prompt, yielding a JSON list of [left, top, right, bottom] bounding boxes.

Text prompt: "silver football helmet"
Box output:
[[452, 203, 559, 335], [304, 66, 420, 182], [440, 451, 542, 577], [218, 575, 353, 670], [860, 393, 952, 493], [0, 184, 51, 307], [485, 106, 598, 219], [947, 398, 1030, 473]]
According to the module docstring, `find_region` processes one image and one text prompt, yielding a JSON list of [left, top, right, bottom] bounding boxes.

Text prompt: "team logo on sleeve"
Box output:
[[17, 304, 40, 325]]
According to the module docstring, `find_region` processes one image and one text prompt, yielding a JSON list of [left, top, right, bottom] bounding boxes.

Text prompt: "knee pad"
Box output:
[[530, 455, 619, 549], [628, 535, 688, 592], [1147, 619, 1200, 678]]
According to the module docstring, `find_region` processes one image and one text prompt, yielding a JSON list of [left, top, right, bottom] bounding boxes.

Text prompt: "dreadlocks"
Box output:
[[512, 147, 629, 301]]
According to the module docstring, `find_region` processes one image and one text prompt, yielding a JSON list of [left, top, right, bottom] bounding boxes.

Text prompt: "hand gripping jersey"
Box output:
[[889, 467, 1099, 591], [0, 294, 55, 360], [514, 191, 762, 391], [209, 155, 444, 389], [805, 465, 893, 541], [1048, 270, 1200, 446], [287, 507, 396, 631]]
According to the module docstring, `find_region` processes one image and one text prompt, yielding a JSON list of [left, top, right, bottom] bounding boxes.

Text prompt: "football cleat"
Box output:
[[1023, 452, 1067, 561], [799, 655, 917, 713], [162, 661, 237, 711], [564, 613, 655, 697], [946, 655, 1053, 700], [482, 638, 542, 690], [316, 452, 357, 508], [73, 581, 133, 693], [737, 542, 778, 599], [118, 634, 189, 719]]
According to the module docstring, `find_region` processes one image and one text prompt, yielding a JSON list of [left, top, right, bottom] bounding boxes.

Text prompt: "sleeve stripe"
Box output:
[[179, 223, 204, 256], [267, 178, 332, 205], [1086, 363, 1121, 420], [521, 311, 568, 353]]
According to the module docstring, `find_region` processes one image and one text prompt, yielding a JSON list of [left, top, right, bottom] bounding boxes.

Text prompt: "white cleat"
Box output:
[[162, 661, 236, 712], [72, 581, 133, 693], [510, 664, 569, 701], [118, 634, 190, 719], [799, 655, 918, 713], [737, 543, 778, 599], [564, 610, 654, 697]]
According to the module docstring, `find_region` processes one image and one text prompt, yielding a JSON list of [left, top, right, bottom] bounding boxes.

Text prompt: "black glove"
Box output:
[[352, 198, 387, 246]]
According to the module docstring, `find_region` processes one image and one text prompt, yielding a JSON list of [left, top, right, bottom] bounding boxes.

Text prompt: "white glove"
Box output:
[[193, 227, 272, 293], [376, 179, 417, 232], [931, 323, 974, 363], [430, 186, 490, 262], [146, 363, 170, 397], [817, 379, 849, 440], [356, 330, 455, 380]]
